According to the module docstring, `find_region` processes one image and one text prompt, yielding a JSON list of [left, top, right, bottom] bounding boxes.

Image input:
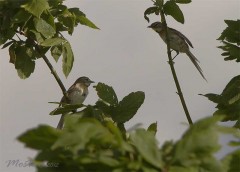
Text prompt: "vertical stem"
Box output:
[[160, 11, 193, 125]]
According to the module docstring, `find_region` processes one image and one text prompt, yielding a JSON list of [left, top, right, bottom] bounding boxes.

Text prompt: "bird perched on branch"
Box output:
[[148, 21, 207, 81], [57, 76, 94, 129]]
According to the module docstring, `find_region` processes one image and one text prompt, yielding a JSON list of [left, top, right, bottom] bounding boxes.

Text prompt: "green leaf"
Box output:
[[95, 83, 118, 106], [203, 75, 240, 125], [62, 42, 74, 77], [49, 104, 83, 115], [144, 6, 160, 23], [78, 16, 99, 29], [218, 41, 240, 62], [51, 45, 62, 62], [172, 116, 223, 168], [12, 9, 31, 23], [18, 125, 60, 150], [34, 18, 55, 39], [40, 37, 66, 47], [163, 1, 184, 24], [112, 92, 145, 123], [21, 0, 49, 18], [147, 122, 157, 135], [222, 149, 240, 172], [130, 129, 163, 169], [52, 118, 116, 154], [14, 45, 35, 79], [218, 20, 240, 44], [175, 0, 192, 4]]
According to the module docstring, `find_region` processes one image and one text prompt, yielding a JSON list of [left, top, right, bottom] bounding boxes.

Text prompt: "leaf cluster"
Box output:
[[144, 0, 191, 24], [19, 104, 240, 172], [218, 20, 240, 62], [202, 75, 240, 129], [0, 0, 98, 78]]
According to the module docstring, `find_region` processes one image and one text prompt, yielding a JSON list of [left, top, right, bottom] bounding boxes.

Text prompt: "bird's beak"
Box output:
[[147, 25, 152, 28], [89, 80, 95, 83]]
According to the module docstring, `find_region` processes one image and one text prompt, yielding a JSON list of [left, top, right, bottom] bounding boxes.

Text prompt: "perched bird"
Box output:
[[56, 76, 94, 129], [148, 22, 207, 81]]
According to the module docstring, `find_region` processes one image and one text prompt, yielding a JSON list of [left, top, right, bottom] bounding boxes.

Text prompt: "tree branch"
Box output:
[[34, 45, 68, 101], [160, 11, 193, 125]]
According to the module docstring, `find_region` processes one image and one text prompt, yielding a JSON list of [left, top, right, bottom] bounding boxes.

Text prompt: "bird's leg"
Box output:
[[172, 51, 179, 60]]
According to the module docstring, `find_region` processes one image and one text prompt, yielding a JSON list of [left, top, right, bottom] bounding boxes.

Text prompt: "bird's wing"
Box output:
[[60, 84, 82, 104], [169, 27, 194, 48]]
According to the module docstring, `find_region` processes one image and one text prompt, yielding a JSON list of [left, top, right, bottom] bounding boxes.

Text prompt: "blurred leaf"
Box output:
[[52, 118, 116, 154], [62, 42, 74, 77], [147, 122, 157, 135], [163, 1, 184, 24], [172, 116, 223, 170], [130, 129, 163, 169], [95, 83, 118, 106], [21, 0, 49, 18], [144, 6, 160, 23], [221, 149, 240, 172], [175, 0, 192, 4], [112, 92, 145, 123], [34, 18, 55, 39], [40, 37, 66, 47], [18, 125, 60, 150], [51, 45, 62, 62], [12, 9, 31, 23]]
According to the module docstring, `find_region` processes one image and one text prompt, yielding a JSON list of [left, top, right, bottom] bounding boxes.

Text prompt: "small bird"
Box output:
[[148, 22, 207, 81], [56, 76, 94, 129]]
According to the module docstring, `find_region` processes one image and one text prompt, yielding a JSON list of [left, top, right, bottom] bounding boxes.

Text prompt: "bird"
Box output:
[[148, 21, 207, 81], [56, 76, 94, 129]]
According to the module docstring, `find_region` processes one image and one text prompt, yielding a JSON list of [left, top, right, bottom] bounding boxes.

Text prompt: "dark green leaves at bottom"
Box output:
[[112, 91, 145, 123], [163, 1, 184, 24]]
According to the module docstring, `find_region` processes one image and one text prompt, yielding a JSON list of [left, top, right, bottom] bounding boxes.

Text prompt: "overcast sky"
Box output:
[[1, 0, 239, 171]]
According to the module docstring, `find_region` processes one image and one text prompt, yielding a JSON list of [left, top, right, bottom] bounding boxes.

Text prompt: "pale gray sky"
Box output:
[[1, 0, 239, 171]]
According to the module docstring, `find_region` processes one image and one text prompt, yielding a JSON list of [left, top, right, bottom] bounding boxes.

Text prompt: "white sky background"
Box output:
[[0, 0, 239, 171]]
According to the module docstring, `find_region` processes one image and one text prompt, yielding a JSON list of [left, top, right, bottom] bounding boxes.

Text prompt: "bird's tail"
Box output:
[[186, 50, 207, 81], [57, 114, 65, 129]]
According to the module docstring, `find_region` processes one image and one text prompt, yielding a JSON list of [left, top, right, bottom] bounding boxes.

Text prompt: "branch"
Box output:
[[160, 11, 193, 125], [34, 44, 68, 101]]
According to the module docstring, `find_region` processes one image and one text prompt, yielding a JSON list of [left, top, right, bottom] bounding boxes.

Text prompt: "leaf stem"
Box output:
[[160, 11, 193, 125]]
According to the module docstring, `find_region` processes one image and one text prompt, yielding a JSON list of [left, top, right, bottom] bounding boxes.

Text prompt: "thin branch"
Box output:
[[34, 44, 69, 101], [160, 11, 193, 125]]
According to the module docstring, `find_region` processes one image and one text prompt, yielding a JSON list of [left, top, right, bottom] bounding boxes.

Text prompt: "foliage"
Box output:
[[0, 0, 98, 78], [202, 20, 240, 129], [202, 75, 240, 129], [0, 0, 239, 172], [18, 106, 240, 172], [217, 20, 240, 62], [144, 0, 191, 24]]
